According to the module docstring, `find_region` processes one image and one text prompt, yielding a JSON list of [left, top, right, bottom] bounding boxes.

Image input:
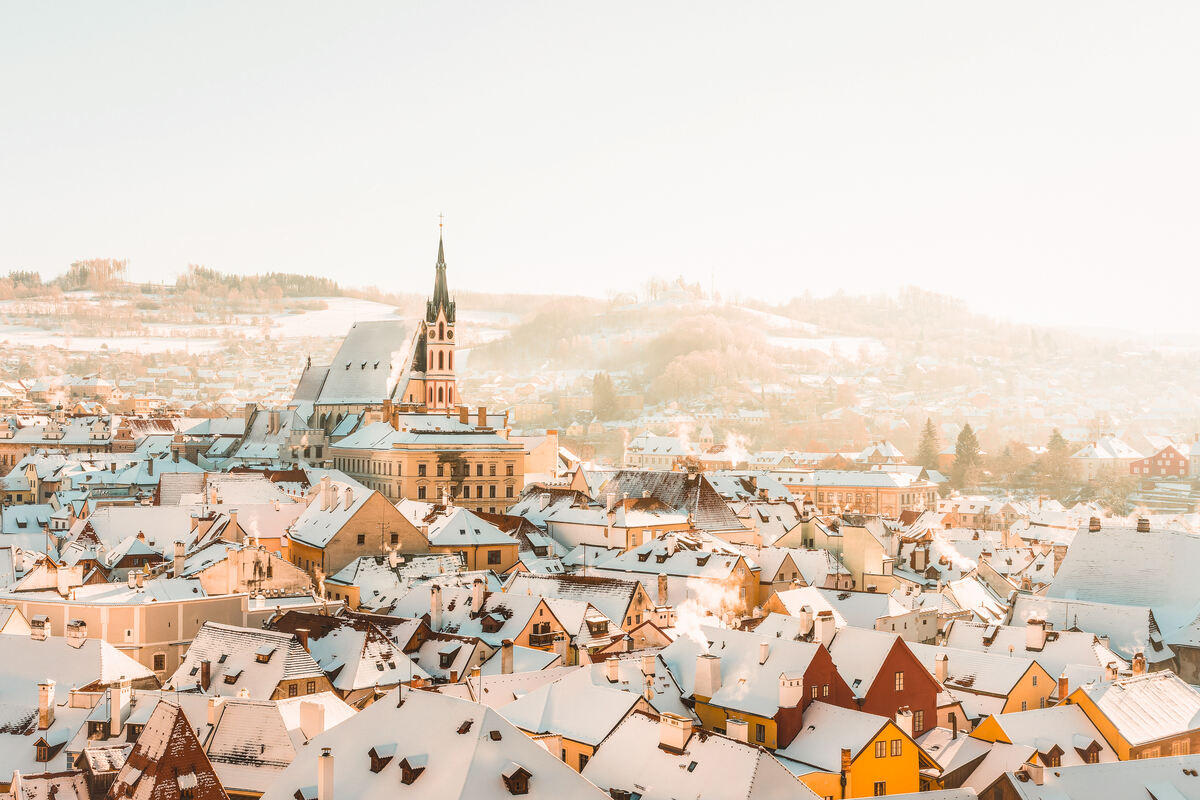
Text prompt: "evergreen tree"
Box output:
[[1038, 428, 1074, 497], [591, 372, 617, 420], [952, 423, 982, 488], [916, 417, 940, 470]]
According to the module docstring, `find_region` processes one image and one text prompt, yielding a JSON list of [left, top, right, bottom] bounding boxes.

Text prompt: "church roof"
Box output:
[[426, 234, 456, 323]]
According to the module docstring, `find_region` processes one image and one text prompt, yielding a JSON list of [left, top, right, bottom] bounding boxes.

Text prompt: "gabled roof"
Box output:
[[502, 573, 643, 624], [1078, 671, 1200, 747], [594, 470, 745, 532], [268, 611, 428, 691], [581, 711, 813, 800], [499, 679, 640, 746], [107, 701, 228, 800], [165, 622, 324, 698], [257, 687, 608, 800]]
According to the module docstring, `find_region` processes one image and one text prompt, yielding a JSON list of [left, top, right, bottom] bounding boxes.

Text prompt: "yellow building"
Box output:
[[776, 702, 940, 798], [1063, 670, 1200, 760]]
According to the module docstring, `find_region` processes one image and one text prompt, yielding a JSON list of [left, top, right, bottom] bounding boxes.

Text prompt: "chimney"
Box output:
[[1104, 662, 1119, 681], [135, 572, 144, 589], [1025, 618, 1047, 651], [477, 407, 486, 428], [694, 654, 721, 699], [895, 706, 914, 739], [951, 711, 958, 739], [173, 541, 186, 577], [318, 747, 334, 800], [641, 654, 656, 677], [127, 572, 137, 589], [299, 700, 326, 739], [66, 619, 87, 648], [37, 680, 55, 730], [110, 677, 131, 735], [814, 610, 836, 645], [296, 628, 310, 652], [759, 641, 770, 665], [840, 748, 852, 795], [797, 605, 814, 636], [1132, 651, 1146, 676], [779, 673, 804, 708], [539, 492, 552, 511], [1025, 762, 1045, 786], [605, 656, 620, 683], [343, 487, 352, 508], [458, 406, 469, 425], [935, 653, 949, 685], [658, 712, 693, 752], [502, 639, 514, 675], [146, 456, 153, 476], [1088, 516, 1101, 532], [1136, 517, 1151, 533], [725, 718, 749, 742], [200, 659, 211, 691], [552, 633, 568, 663], [657, 574, 669, 607], [605, 492, 616, 513], [1058, 672, 1069, 700], [207, 697, 223, 727], [319, 475, 331, 511], [429, 584, 443, 631], [471, 578, 485, 611]]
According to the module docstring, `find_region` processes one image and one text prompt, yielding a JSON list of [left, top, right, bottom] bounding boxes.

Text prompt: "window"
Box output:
[[873, 782, 886, 797], [153, 653, 166, 671], [488, 550, 502, 565], [914, 710, 924, 732], [288, 684, 298, 697], [437, 463, 444, 477], [875, 741, 886, 758], [1032, 675, 1038, 686], [578, 753, 589, 770], [307, 680, 316, 694], [506, 486, 514, 498], [894, 671, 904, 691], [890, 739, 902, 757], [476, 464, 483, 477], [463, 486, 470, 499], [357, 534, 366, 545], [1173, 740, 1190, 756], [506, 464, 514, 477], [490, 464, 497, 476], [418, 464, 427, 477], [822, 684, 829, 697], [490, 486, 496, 498], [391, 533, 399, 545], [1021, 700, 1028, 711], [1039, 696, 1046, 709], [36, 744, 49, 762], [755, 723, 766, 743], [811, 685, 819, 699], [418, 486, 427, 500]]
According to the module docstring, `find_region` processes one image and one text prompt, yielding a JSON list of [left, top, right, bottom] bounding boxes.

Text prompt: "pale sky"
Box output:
[[2, 2, 1197, 333]]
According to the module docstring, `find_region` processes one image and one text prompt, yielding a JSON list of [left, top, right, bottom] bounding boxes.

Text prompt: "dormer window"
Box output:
[[502, 764, 531, 796], [400, 755, 428, 785], [255, 646, 276, 664], [368, 744, 395, 773]]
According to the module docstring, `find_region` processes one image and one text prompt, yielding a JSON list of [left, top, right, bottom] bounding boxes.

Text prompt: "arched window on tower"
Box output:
[[448, 352, 453, 370], [447, 386, 453, 403], [438, 386, 444, 404], [439, 322, 444, 340], [428, 387, 433, 403], [438, 351, 444, 370]]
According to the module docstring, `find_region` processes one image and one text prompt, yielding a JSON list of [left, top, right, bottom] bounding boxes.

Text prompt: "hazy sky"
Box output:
[[2, 2, 1197, 332]]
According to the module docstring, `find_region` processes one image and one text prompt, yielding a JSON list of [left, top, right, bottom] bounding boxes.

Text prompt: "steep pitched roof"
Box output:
[[106, 701, 227, 800]]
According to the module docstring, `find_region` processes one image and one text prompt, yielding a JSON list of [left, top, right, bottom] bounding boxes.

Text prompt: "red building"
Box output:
[[1129, 444, 1189, 478], [828, 627, 940, 737]]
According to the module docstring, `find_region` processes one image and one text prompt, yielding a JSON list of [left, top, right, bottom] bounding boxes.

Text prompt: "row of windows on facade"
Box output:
[[416, 484, 514, 500], [337, 457, 516, 478]]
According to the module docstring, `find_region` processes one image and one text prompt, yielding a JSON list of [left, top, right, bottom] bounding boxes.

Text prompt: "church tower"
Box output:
[[423, 231, 457, 412]]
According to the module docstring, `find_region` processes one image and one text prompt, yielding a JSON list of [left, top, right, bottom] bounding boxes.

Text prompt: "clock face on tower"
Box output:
[[446, 329, 454, 341]]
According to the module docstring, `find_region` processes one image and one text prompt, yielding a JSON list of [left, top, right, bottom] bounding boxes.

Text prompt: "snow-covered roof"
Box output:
[[258, 687, 609, 800], [165, 622, 324, 698], [1079, 671, 1200, 747]]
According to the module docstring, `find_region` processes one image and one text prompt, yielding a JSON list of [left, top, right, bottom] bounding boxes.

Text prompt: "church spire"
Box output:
[[426, 218, 455, 323]]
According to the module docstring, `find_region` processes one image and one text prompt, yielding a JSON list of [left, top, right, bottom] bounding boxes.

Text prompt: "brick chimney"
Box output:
[[1058, 672, 1069, 700], [173, 541, 186, 577], [200, 659, 211, 691], [1088, 517, 1101, 532], [1136, 517, 1151, 533], [38, 680, 54, 730], [429, 584, 443, 632], [657, 574, 669, 607], [694, 654, 721, 699], [477, 407, 487, 428], [458, 406, 469, 425], [296, 628, 310, 652], [658, 712, 693, 753], [1132, 651, 1146, 676], [605, 656, 620, 683], [318, 747, 334, 800]]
